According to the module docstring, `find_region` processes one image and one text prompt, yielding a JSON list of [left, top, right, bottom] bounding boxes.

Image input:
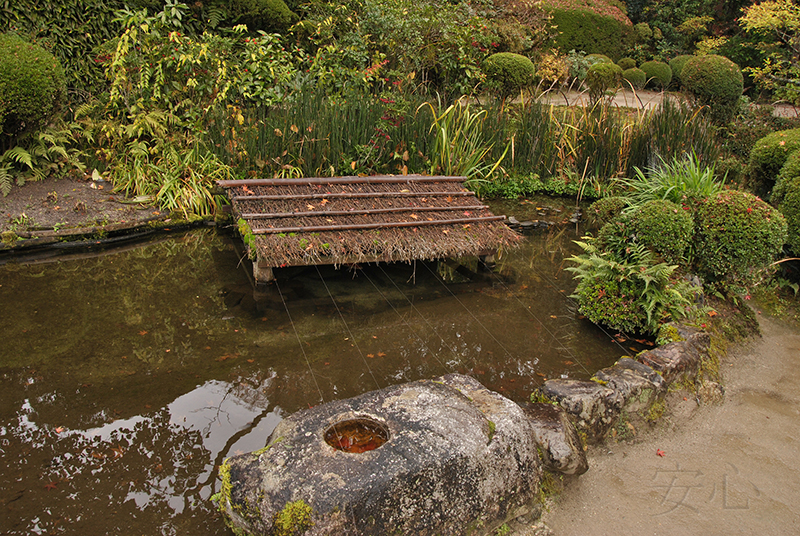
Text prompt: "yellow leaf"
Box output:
[[290, 124, 299, 133]]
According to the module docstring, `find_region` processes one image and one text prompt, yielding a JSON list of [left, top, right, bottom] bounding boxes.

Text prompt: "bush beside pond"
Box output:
[[681, 54, 743, 124], [748, 128, 800, 198], [694, 190, 787, 285], [0, 33, 66, 138]]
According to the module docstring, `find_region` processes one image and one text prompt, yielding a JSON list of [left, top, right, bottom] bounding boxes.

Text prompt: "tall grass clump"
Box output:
[[627, 99, 720, 175], [617, 152, 726, 211]]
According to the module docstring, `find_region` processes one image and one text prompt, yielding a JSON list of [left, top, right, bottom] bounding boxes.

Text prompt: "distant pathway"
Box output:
[[538, 314, 800, 535]]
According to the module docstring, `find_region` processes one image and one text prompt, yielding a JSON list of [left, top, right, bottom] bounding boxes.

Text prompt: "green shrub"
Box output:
[[748, 128, 800, 199], [549, 8, 636, 61], [484, 52, 536, 98], [779, 175, 800, 254], [694, 190, 787, 285], [599, 199, 694, 265], [681, 54, 743, 124], [640, 60, 672, 89], [0, 33, 66, 138], [586, 196, 627, 227], [618, 152, 725, 210], [567, 240, 693, 334], [617, 57, 636, 70], [668, 55, 693, 87], [586, 62, 622, 101], [228, 0, 298, 32], [622, 67, 646, 90], [586, 53, 613, 65], [772, 149, 800, 204]]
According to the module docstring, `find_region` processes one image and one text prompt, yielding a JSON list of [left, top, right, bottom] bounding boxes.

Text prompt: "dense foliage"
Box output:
[[668, 54, 692, 87], [599, 199, 694, 265], [617, 57, 636, 70], [548, 6, 635, 61], [585, 196, 627, 227], [748, 128, 800, 198], [640, 60, 671, 89], [0, 34, 66, 140], [567, 240, 693, 334], [680, 54, 744, 124], [585, 62, 622, 102], [694, 190, 787, 285], [622, 67, 646, 90], [779, 175, 800, 254], [483, 52, 536, 98]]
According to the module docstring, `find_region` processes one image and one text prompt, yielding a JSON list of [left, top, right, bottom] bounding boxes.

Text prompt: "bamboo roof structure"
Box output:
[[218, 175, 518, 280]]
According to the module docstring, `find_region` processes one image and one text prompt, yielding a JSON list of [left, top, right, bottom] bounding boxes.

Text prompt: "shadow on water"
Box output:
[[0, 197, 644, 534]]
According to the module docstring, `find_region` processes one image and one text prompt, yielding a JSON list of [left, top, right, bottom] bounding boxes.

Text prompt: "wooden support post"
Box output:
[[253, 260, 275, 283]]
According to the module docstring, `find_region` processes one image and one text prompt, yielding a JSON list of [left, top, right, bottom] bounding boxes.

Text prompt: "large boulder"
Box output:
[[219, 374, 543, 535], [523, 403, 588, 475]]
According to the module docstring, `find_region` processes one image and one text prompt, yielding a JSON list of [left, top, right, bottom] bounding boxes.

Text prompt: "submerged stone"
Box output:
[[524, 403, 588, 475], [219, 374, 543, 535]]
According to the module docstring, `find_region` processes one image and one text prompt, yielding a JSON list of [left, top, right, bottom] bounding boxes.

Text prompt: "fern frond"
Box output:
[[2, 147, 34, 170], [0, 165, 12, 197]]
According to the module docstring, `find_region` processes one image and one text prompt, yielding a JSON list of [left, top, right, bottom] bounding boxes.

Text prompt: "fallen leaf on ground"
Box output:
[[656, 449, 666, 457]]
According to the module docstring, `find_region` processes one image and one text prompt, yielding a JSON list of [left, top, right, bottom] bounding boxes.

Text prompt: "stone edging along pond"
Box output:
[[216, 323, 713, 536]]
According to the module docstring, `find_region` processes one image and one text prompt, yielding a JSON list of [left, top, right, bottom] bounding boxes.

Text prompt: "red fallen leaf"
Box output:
[[55, 426, 65, 433], [377, 352, 386, 357], [44, 482, 58, 490], [139, 330, 148, 336], [367, 354, 375, 358], [656, 449, 666, 457]]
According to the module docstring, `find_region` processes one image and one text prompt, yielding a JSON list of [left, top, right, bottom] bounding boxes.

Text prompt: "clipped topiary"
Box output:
[[586, 53, 613, 65], [0, 33, 66, 137], [586, 62, 623, 101], [586, 196, 627, 226], [549, 7, 636, 61], [779, 175, 800, 254], [748, 128, 800, 199], [681, 54, 743, 124], [640, 60, 672, 90], [668, 55, 693, 87], [617, 57, 636, 70], [622, 67, 646, 89], [599, 199, 694, 265], [484, 52, 536, 98], [772, 149, 800, 204], [694, 190, 787, 285]]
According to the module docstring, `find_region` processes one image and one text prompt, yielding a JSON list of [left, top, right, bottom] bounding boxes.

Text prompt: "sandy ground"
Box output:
[[538, 314, 800, 535]]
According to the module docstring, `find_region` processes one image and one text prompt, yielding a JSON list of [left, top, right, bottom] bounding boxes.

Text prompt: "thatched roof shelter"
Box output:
[[218, 175, 518, 281]]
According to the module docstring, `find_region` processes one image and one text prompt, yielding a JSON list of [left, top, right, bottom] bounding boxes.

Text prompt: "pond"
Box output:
[[0, 197, 643, 535]]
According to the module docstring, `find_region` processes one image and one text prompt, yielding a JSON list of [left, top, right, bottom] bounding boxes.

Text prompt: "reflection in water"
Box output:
[[0, 198, 641, 534]]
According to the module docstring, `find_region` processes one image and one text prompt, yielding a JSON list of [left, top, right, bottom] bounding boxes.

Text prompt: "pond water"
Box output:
[[0, 197, 642, 535]]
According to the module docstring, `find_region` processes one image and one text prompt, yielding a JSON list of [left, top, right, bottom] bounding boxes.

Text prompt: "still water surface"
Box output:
[[0, 198, 636, 534]]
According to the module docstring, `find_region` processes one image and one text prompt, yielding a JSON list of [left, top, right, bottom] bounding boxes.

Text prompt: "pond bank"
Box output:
[[533, 313, 800, 535]]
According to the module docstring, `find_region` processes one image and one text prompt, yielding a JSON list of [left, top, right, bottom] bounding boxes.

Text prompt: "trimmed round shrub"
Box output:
[[640, 60, 672, 89], [586, 62, 622, 100], [599, 200, 694, 264], [617, 57, 636, 70], [484, 52, 536, 98], [549, 8, 636, 61], [694, 190, 787, 284], [586, 53, 613, 65], [622, 67, 646, 89], [573, 274, 649, 333], [681, 54, 743, 124], [779, 175, 800, 254], [772, 149, 800, 204], [668, 55, 693, 87], [0, 33, 66, 137], [748, 128, 800, 199], [586, 196, 627, 226]]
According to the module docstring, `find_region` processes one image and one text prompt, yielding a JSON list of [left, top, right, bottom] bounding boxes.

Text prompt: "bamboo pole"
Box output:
[[218, 175, 467, 188], [250, 215, 506, 235], [240, 204, 489, 220]]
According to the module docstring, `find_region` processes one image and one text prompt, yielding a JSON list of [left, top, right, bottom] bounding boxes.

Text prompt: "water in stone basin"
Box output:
[[0, 197, 644, 535]]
